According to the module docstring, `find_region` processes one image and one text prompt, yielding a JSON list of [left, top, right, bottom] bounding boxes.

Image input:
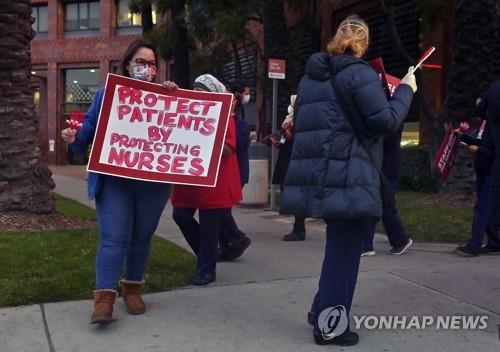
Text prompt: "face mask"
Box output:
[[241, 94, 250, 105], [131, 64, 156, 82]]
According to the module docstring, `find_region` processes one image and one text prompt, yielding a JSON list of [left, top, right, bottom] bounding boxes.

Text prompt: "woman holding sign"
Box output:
[[61, 39, 178, 324], [280, 15, 416, 345], [171, 74, 242, 286]]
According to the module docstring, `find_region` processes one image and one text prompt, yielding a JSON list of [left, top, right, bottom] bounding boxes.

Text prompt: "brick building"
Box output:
[[30, 0, 168, 164], [31, 0, 458, 164]]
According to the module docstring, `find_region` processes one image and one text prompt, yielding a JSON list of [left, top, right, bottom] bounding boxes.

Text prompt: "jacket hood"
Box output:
[[305, 52, 367, 81]]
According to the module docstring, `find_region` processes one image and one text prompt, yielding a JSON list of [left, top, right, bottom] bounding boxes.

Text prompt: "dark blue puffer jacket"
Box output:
[[280, 53, 414, 219]]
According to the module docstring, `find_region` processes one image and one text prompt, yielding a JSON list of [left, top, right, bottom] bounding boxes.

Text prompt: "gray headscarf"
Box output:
[[193, 74, 227, 93]]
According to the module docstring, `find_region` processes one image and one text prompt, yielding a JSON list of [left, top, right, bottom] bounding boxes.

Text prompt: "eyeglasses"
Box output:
[[130, 58, 157, 69]]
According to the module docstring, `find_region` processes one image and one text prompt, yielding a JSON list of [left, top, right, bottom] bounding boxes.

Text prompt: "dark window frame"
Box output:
[[32, 5, 48, 33], [64, 1, 100, 32]]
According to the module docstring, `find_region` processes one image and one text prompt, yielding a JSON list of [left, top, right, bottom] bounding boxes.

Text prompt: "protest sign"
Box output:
[[368, 58, 401, 97], [434, 122, 470, 180], [87, 74, 234, 187], [434, 126, 458, 180]]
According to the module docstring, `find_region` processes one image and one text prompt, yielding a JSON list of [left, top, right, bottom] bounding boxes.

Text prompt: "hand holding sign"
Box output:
[[434, 121, 470, 179]]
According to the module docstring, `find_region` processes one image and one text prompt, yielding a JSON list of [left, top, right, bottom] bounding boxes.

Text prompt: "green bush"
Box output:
[[399, 146, 438, 193]]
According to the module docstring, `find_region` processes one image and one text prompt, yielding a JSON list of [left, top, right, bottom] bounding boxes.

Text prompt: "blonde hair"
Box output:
[[327, 15, 369, 56]]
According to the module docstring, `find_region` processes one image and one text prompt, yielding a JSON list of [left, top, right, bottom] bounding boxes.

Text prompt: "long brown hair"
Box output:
[[118, 38, 159, 81]]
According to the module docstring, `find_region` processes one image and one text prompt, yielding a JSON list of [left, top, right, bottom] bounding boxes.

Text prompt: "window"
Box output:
[[65, 1, 100, 31], [117, 0, 157, 27], [32, 5, 48, 33], [63, 68, 100, 114]]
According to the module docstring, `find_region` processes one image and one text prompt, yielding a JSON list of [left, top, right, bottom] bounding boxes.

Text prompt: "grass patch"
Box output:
[[0, 194, 195, 308], [54, 193, 97, 220], [377, 192, 473, 243]]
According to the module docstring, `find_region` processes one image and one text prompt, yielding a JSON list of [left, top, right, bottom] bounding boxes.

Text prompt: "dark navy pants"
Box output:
[[488, 159, 500, 248], [468, 176, 493, 252], [219, 210, 246, 248], [311, 217, 371, 334], [94, 176, 170, 289], [173, 207, 230, 277], [363, 177, 409, 251]]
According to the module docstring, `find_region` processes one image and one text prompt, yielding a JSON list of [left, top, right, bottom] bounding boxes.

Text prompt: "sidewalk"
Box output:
[[1, 166, 499, 352]]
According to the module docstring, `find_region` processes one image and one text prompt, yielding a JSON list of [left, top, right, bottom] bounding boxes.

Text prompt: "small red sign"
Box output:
[[368, 57, 401, 97], [434, 122, 470, 180], [268, 59, 286, 79]]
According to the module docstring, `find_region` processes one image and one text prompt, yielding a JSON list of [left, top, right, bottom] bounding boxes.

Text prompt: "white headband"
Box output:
[[339, 19, 368, 33]]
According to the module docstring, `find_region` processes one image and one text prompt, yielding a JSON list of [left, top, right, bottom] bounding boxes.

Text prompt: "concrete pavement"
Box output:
[[1, 166, 499, 352]]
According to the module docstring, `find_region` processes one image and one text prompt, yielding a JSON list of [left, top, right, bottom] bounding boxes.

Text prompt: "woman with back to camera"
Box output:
[[61, 38, 178, 324], [280, 15, 417, 346]]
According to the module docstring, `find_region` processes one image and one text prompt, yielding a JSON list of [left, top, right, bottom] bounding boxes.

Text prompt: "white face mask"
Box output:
[[130, 64, 156, 82], [241, 94, 250, 105]]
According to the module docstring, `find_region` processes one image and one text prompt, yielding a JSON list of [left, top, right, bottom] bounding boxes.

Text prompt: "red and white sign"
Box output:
[[368, 57, 401, 97], [434, 126, 458, 180], [66, 109, 84, 130], [434, 122, 470, 180], [87, 74, 234, 187], [268, 59, 286, 79]]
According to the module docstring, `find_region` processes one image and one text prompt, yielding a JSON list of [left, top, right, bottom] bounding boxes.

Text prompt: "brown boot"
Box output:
[[90, 290, 117, 324], [119, 279, 146, 315]]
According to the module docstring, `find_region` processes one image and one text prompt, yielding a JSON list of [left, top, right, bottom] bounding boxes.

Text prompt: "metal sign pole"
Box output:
[[270, 78, 278, 211]]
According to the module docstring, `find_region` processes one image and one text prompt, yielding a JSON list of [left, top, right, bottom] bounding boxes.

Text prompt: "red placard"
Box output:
[[87, 73, 234, 187], [434, 126, 459, 180], [368, 57, 401, 97]]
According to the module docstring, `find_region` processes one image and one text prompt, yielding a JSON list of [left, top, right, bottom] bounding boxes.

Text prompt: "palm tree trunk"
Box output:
[[0, 0, 55, 213]]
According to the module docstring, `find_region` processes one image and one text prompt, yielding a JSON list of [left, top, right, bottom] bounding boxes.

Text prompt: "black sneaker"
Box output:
[[192, 273, 216, 286], [282, 231, 305, 241], [313, 331, 359, 346], [455, 244, 479, 257], [479, 245, 500, 255], [223, 236, 252, 261], [390, 238, 413, 255]]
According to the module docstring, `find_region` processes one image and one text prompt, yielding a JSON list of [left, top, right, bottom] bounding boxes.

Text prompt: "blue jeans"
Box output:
[[311, 217, 370, 334], [173, 207, 230, 277], [94, 176, 170, 289]]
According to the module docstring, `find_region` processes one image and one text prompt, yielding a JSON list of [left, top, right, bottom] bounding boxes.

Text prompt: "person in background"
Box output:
[[61, 39, 178, 324], [361, 127, 413, 256], [171, 74, 243, 286], [454, 93, 498, 256], [483, 80, 500, 253], [272, 95, 307, 241], [218, 80, 252, 261], [280, 15, 416, 345]]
